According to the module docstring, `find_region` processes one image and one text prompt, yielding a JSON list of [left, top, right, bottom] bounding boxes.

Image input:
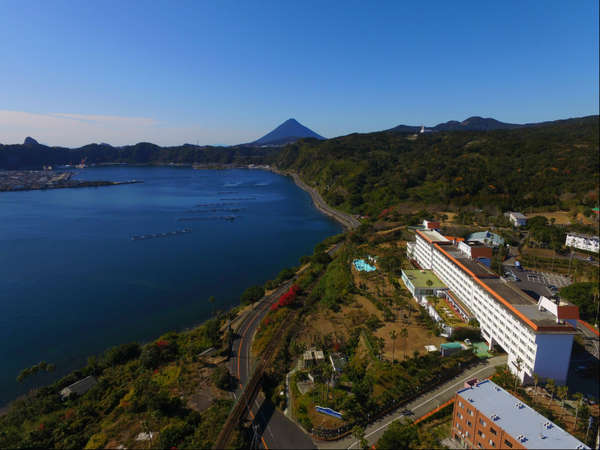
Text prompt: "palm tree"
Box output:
[[532, 373, 540, 404], [401, 327, 408, 360], [390, 330, 398, 364], [592, 284, 600, 327], [546, 378, 556, 406], [557, 385, 569, 418], [208, 295, 215, 317], [322, 363, 334, 402], [573, 392, 584, 429], [513, 357, 523, 391]]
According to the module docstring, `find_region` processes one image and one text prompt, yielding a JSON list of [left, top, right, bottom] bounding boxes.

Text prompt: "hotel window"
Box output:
[[489, 439, 495, 447], [477, 430, 485, 438], [458, 401, 463, 408], [469, 409, 474, 416], [479, 418, 486, 426], [504, 439, 513, 448], [467, 420, 472, 427], [490, 427, 496, 435]]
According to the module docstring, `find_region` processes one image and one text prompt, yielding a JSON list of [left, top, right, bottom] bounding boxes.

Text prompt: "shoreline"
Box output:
[[266, 167, 361, 231], [79, 162, 360, 231], [0, 165, 347, 411]]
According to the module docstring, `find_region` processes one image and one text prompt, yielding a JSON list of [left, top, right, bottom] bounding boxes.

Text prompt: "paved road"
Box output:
[[577, 321, 600, 360], [228, 280, 315, 449], [290, 173, 360, 230], [315, 355, 507, 450]]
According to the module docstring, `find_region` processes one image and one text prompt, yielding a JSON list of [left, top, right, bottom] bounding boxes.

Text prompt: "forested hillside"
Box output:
[[274, 116, 599, 215], [0, 142, 278, 169]]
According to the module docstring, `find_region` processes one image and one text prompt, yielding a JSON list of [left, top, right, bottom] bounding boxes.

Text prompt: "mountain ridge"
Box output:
[[387, 115, 571, 133]]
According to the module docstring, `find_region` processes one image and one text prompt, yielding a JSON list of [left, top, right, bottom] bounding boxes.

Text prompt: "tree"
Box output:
[[401, 328, 409, 360], [573, 392, 584, 429], [513, 357, 523, 391], [240, 285, 265, 304], [546, 378, 556, 405], [532, 373, 540, 403], [376, 421, 419, 450], [352, 425, 368, 450], [16, 361, 56, 383], [557, 385, 569, 418], [593, 284, 600, 327], [390, 330, 398, 364], [322, 363, 334, 402]]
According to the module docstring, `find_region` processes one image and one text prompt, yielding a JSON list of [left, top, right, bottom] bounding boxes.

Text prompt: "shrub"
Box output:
[[212, 366, 234, 391], [102, 343, 141, 367]]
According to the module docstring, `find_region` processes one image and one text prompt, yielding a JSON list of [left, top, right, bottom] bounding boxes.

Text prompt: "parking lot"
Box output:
[[502, 264, 572, 300]]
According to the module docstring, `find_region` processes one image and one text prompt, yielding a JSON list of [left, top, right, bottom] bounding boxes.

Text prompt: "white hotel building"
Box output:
[[407, 229, 579, 384]]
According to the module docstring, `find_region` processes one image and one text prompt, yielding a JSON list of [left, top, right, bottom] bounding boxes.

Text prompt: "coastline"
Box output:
[[0, 166, 344, 410], [267, 167, 361, 231]]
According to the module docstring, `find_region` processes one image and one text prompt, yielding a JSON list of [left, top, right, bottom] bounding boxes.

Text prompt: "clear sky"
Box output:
[[1, 0, 598, 146]]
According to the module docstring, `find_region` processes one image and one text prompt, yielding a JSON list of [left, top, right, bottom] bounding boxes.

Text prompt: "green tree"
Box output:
[[401, 327, 409, 360], [513, 357, 523, 391], [16, 361, 55, 383], [377, 421, 419, 450], [352, 425, 368, 450], [546, 378, 556, 405], [390, 330, 398, 364], [573, 392, 584, 428], [557, 385, 568, 418], [240, 285, 265, 304], [532, 373, 540, 404]]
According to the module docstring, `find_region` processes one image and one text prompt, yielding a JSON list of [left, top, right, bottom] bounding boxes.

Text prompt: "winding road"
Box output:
[[227, 280, 315, 449]]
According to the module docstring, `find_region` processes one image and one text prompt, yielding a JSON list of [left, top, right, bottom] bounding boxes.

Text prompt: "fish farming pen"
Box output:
[[130, 229, 192, 240]]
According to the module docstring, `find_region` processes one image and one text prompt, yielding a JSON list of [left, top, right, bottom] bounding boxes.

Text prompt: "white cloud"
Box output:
[[0, 110, 253, 147]]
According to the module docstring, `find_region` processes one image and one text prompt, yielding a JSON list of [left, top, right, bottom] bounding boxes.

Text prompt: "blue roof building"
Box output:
[[466, 230, 505, 247], [452, 379, 589, 449]]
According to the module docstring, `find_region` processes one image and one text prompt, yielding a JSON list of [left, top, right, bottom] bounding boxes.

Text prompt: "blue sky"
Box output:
[[1, 0, 598, 146]]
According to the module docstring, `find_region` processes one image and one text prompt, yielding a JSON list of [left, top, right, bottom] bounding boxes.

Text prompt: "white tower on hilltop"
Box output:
[[420, 125, 425, 134]]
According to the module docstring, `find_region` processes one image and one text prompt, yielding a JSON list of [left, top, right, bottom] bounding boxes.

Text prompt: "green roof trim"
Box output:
[[401, 269, 446, 289]]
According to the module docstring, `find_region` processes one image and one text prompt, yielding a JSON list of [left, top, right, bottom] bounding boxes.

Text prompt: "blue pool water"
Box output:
[[0, 166, 341, 405], [353, 259, 376, 272]]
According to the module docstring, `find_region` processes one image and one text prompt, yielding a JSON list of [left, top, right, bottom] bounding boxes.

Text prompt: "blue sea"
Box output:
[[0, 167, 341, 405]]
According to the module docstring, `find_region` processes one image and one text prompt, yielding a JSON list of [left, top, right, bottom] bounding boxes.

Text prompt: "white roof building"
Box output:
[[565, 233, 599, 253]]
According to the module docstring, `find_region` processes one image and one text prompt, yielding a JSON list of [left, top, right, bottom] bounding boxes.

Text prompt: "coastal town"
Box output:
[[0, 169, 141, 192]]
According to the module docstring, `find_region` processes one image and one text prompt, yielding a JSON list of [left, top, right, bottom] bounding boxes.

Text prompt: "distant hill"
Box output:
[[0, 140, 279, 170], [275, 115, 599, 215], [251, 118, 325, 146], [386, 116, 569, 133]]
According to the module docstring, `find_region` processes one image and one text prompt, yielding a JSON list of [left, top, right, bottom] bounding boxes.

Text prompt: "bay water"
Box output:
[[0, 167, 341, 405]]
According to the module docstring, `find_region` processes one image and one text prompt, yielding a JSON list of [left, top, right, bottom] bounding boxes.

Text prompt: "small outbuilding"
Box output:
[[60, 375, 98, 399]]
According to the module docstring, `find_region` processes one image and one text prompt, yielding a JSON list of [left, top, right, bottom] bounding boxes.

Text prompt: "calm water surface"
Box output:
[[0, 167, 341, 405]]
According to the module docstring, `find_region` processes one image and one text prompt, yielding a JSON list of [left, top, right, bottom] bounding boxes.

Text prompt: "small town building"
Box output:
[[440, 342, 466, 357], [466, 230, 505, 248], [60, 375, 98, 399], [565, 232, 599, 253], [302, 348, 325, 369], [451, 379, 589, 449], [506, 211, 527, 227], [457, 240, 493, 267]]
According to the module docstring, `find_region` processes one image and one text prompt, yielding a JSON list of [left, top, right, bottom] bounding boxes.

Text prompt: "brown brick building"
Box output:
[[451, 379, 588, 449]]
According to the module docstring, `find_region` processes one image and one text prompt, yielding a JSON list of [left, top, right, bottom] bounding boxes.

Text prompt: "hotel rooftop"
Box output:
[[415, 229, 577, 331], [456, 380, 589, 449]]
